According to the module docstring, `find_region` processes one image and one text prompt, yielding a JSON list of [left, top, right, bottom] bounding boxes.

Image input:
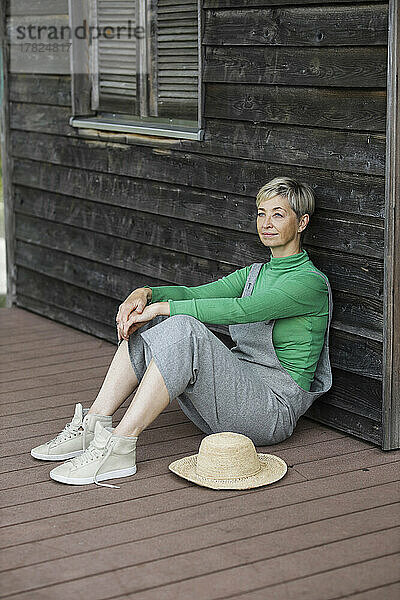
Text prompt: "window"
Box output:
[[68, 0, 203, 140]]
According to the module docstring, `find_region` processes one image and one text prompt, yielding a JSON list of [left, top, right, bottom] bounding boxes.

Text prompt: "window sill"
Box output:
[[69, 115, 204, 141]]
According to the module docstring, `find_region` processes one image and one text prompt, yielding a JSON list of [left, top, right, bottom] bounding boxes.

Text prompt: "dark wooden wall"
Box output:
[[4, 0, 390, 446]]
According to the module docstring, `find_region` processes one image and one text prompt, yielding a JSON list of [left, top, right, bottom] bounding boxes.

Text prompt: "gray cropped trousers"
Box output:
[[127, 314, 294, 446]]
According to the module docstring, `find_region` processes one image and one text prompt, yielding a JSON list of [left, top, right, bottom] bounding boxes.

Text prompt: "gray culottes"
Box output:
[[127, 314, 294, 446], [126, 263, 333, 447]]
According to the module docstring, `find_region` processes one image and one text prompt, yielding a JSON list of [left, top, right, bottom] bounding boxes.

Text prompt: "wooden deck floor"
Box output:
[[0, 306, 399, 600]]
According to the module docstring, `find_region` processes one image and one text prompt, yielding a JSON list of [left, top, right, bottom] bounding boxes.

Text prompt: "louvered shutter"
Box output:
[[95, 0, 138, 114], [153, 0, 198, 120]]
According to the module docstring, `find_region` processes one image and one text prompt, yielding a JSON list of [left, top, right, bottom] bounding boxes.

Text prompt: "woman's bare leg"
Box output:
[[87, 339, 170, 436], [88, 339, 139, 417], [113, 357, 170, 437]]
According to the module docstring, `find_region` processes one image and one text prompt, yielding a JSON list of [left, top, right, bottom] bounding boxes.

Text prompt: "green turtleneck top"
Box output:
[[146, 249, 329, 391]]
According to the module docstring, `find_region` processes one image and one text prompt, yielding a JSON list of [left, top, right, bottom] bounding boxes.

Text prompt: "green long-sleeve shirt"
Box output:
[[146, 249, 329, 391]]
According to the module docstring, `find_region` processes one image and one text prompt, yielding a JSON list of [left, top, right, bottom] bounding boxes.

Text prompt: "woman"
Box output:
[[31, 176, 333, 488]]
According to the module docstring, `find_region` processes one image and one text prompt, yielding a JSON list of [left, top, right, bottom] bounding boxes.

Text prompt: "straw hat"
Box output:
[[168, 432, 287, 490]]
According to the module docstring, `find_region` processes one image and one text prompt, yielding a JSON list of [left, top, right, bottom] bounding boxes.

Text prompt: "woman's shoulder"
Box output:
[[284, 267, 330, 299], [309, 268, 329, 283], [289, 268, 330, 315]]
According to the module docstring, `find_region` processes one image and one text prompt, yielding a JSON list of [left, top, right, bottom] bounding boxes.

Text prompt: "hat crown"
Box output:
[[196, 432, 261, 481]]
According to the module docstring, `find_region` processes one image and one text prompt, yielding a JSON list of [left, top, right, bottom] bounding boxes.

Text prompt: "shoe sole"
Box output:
[[49, 465, 137, 485], [31, 449, 84, 461]]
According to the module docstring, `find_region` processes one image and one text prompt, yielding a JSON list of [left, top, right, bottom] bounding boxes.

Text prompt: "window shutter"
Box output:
[[69, 0, 97, 117], [94, 0, 138, 114], [153, 0, 198, 120]]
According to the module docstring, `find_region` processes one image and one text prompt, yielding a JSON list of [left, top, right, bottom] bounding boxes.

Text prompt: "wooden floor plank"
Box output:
[[0, 444, 196, 491], [4, 531, 399, 600], [295, 446, 400, 478], [0, 430, 367, 506], [0, 402, 157, 430], [212, 556, 400, 600], [1, 416, 199, 450], [1, 411, 345, 451], [0, 335, 108, 358], [0, 419, 344, 490], [0, 463, 299, 529], [1, 487, 398, 576], [0, 389, 184, 415], [1, 307, 398, 600], [0, 313, 86, 331], [0, 346, 115, 374], [0, 379, 105, 405], [0, 366, 113, 394], [0, 307, 67, 325], [2, 510, 399, 597], [0, 322, 70, 337], [1, 427, 204, 462], [0, 326, 92, 347], [0, 340, 114, 367], [0, 416, 320, 484], [0, 398, 318, 433], [0, 401, 302, 429], [0, 356, 113, 386], [337, 582, 400, 600], [1, 462, 397, 549], [0, 308, 98, 330], [0, 433, 370, 509], [0, 315, 87, 333]]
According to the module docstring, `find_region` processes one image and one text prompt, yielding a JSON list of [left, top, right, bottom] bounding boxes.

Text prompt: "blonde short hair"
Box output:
[[256, 176, 315, 221]]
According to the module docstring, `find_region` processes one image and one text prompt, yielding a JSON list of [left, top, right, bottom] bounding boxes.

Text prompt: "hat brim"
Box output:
[[168, 453, 288, 490]]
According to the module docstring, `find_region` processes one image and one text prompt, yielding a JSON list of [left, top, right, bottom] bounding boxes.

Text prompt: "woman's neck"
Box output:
[[271, 245, 303, 259], [269, 249, 309, 271]]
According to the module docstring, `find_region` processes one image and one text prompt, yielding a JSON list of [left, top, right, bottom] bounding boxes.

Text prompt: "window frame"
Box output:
[[68, 0, 204, 141]]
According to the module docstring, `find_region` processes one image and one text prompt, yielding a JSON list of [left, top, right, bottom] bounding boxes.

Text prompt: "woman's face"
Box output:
[[256, 194, 308, 256]]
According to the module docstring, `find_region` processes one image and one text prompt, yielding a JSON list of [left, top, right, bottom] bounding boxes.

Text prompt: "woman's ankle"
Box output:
[[113, 424, 142, 438], [87, 406, 113, 417], [114, 432, 139, 440]]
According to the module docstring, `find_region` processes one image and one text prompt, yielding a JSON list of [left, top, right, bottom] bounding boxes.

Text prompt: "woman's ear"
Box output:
[[298, 214, 309, 233]]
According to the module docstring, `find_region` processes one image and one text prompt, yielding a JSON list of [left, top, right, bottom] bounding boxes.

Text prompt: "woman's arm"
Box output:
[[144, 266, 250, 303], [167, 273, 328, 325]]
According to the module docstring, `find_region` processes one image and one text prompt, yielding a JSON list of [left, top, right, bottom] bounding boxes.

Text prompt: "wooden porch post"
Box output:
[[383, 0, 400, 450], [0, 0, 16, 308]]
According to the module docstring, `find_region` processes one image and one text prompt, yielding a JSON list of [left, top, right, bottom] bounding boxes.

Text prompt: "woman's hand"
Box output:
[[117, 299, 170, 341], [119, 304, 158, 339], [116, 288, 151, 342]]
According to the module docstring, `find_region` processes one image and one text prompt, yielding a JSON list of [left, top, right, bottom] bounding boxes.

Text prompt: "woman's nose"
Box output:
[[261, 216, 272, 229]]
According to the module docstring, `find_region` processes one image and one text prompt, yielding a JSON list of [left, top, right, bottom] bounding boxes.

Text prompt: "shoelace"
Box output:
[[82, 414, 89, 451], [48, 420, 82, 448], [69, 439, 120, 489]]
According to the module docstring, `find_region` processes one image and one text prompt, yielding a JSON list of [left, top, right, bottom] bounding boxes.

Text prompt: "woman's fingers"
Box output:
[[116, 293, 149, 340], [122, 306, 151, 337], [117, 322, 125, 342], [135, 301, 146, 314], [119, 305, 132, 323], [122, 312, 137, 337], [116, 290, 147, 327], [127, 321, 147, 336], [119, 299, 141, 324], [117, 306, 132, 330]]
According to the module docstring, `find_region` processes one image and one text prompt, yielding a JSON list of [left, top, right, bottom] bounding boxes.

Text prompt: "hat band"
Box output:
[[196, 463, 262, 481]]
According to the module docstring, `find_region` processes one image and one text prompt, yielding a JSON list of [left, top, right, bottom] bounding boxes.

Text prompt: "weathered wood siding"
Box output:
[[4, 0, 391, 446]]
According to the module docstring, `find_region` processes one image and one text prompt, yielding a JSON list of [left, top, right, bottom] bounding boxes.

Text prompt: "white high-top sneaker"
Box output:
[[49, 421, 137, 488], [30, 403, 113, 461]]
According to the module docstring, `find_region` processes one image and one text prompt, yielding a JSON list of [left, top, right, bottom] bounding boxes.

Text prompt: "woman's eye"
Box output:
[[257, 213, 283, 217]]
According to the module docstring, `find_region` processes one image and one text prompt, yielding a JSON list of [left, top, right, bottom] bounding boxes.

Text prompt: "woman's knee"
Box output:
[[168, 314, 200, 325], [167, 314, 209, 337]]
